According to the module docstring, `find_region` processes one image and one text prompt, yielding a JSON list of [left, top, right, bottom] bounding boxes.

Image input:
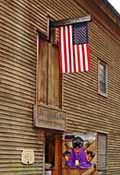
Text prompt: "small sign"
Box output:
[[21, 149, 34, 165], [33, 104, 66, 130]]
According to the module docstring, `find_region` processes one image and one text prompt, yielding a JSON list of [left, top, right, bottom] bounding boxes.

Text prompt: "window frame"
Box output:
[[98, 59, 108, 97], [97, 133, 107, 174]]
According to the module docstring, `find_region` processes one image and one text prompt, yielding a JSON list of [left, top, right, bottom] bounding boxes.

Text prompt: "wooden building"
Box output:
[[0, 0, 120, 174]]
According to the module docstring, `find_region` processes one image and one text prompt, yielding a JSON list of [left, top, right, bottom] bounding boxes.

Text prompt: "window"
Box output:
[[98, 60, 107, 96], [97, 133, 107, 175]]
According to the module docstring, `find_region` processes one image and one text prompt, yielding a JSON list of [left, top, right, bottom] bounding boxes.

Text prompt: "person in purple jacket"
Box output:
[[64, 136, 94, 169]]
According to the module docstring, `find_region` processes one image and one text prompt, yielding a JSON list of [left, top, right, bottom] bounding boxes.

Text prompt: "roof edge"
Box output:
[[103, 0, 120, 19]]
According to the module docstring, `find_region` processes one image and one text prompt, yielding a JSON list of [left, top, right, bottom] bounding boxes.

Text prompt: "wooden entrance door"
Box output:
[[45, 132, 62, 175]]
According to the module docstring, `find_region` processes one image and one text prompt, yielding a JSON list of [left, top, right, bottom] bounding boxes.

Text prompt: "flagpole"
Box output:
[[49, 15, 92, 28]]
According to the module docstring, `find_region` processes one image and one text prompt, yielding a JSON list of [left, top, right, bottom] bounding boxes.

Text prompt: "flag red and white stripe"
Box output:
[[58, 25, 90, 74]]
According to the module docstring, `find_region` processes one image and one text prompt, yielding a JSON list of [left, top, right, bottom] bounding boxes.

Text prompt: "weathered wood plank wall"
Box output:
[[0, 0, 120, 174]]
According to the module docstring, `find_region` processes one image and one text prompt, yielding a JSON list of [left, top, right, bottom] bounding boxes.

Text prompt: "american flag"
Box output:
[[58, 22, 90, 74]]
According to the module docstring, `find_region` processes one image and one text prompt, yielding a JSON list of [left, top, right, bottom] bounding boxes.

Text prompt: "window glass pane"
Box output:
[[100, 82, 106, 94], [98, 155, 106, 170], [98, 61, 107, 94], [98, 134, 107, 171], [98, 171, 106, 175], [98, 134, 107, 154], [99, 64, 106, 83]]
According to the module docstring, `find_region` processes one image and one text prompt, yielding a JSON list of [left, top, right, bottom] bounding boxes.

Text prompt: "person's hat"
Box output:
[[72, 136, 84, 148]]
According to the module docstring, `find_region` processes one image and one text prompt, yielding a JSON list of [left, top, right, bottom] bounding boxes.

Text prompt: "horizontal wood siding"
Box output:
[[63, 17, 120, 175], [0, 0, 120, 174], [0, 0, 45, 174]]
